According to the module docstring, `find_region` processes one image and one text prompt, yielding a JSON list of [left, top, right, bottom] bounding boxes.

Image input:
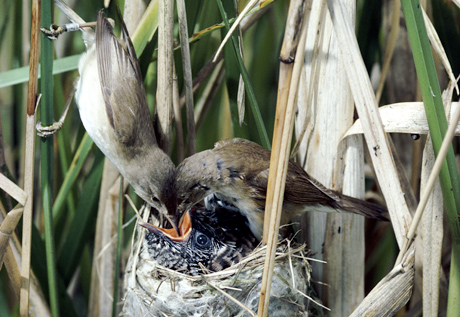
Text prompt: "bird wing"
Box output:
[[96, 11, 153, 147], [284, 161, 342, 206], [246, 159, 342, 208]]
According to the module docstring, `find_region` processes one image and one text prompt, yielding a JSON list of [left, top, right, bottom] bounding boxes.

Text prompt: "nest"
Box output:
[[121, 213, 316, 316]]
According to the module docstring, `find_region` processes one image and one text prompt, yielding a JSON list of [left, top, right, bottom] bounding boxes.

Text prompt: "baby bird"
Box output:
[[141, 207, 258, 275]]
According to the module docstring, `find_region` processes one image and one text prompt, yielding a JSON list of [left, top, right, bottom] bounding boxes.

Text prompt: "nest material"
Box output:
[[121, 223, 314, 316]]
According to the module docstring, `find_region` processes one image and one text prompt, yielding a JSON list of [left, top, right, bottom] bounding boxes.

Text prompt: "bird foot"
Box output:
[[41, 21, 97, 40], [36, 120, 64, 137], [35, 85, 75, 137], [41, 23, 76, 40]]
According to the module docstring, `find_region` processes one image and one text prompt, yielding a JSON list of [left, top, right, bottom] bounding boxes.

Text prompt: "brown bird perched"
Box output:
[[43, 6, 177, 226], [176, 138, 387, 239], [141, 206, 258, 275]]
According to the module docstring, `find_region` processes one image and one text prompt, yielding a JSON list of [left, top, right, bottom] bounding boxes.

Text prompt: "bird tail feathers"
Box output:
[[337, 195, 388, 221]]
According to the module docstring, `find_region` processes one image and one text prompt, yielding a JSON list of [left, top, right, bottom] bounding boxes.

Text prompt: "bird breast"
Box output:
[[76, 45, 114, 158]]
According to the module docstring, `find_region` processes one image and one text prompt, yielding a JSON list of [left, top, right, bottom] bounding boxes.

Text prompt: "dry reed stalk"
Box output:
[[376, 0, 400, 103], [326, 0, 418, 314], [258, 0, 307, 315], [296, 0, 327, 295], [419, 82, 459, 315], [0, 174, 27, 206], [421, 141, 444, 315], [21, 0, 40, 315], [297, 0, 366, 311], [88, 160, 123, 317], [156, 0, 175, 154], [194, 61, 225, 130], [397, 89, 460, 264], [350, 245, 415, 316], [327, 0, 413, 244], [0, 207, 23, 268], [4, 246, 21, 300], [0, 206, 51, 316], [6, 237, 51, 316], [176, 0, 196, 156], [342, 100, 460, 315], [122, 0, 146, 34], [345, 102, 460, 137], [173, 62, 185, 162]]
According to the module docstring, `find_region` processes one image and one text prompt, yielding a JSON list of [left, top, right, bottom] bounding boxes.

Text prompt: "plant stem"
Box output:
[[400, 0, 460, 315], [40, 0, 60, 315]]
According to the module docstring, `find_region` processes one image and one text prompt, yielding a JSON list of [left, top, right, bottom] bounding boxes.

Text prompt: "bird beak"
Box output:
[[153, 203, 180, 236], [141, 210, 192, 242]]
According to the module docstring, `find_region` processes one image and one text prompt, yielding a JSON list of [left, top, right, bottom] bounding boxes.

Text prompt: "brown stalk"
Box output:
[[173, 62, 185, 162], [258, 0, 307, 315], [21, 0, 40, 315], [156, 0, 175, 154], [194, 62, 225, 131], [0, 207, 23, 268], [326, 0, 412, 245], [176, 0, 196, 156]]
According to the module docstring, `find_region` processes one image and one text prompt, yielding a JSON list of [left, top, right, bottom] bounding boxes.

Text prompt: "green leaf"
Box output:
[[0, 54, 81, 88], [57, 151, 103, 282], [401, 0, 460, 314]]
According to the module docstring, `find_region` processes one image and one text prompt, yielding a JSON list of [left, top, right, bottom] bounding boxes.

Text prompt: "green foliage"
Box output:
[[1, 0, 459, 315]]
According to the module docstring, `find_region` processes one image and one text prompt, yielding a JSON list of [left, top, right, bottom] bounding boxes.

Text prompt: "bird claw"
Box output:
[[41, 24, 67, 40], [41, 22, 81, 40], [36, 120, 64, 137], [35, 85, 74, 137]]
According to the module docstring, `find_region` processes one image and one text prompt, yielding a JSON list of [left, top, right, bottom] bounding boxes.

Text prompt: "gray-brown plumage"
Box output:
[[76, 11, 176, 221], [176, 138, 387, 239]]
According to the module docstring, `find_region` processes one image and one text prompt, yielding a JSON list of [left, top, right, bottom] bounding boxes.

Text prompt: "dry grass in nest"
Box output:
[[121, 208, 323, 316]]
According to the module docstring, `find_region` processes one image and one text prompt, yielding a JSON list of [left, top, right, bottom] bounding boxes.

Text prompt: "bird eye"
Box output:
[[195, 232, 210, 247]]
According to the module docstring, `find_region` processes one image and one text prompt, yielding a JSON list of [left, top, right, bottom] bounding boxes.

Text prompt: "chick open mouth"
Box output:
[[141, 210, 192, 242]]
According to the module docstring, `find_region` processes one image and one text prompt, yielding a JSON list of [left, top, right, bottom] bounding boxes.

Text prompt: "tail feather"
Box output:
[[337, 195, 388, 221]]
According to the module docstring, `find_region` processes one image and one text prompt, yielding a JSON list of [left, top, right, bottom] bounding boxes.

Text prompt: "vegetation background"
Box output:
[[0, 0, 459, 316]]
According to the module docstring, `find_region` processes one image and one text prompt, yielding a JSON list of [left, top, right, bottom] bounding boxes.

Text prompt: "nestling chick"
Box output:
[[141, 207, 258, 275]]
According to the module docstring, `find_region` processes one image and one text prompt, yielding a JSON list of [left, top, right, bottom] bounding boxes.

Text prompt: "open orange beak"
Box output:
[[141, 210, 192, 242]]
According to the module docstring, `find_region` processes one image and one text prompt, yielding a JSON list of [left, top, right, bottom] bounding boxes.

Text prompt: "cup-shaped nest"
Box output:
[[121, 207, 316, 316]]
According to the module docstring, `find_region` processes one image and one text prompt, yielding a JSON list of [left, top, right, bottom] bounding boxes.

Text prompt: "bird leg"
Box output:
[[36, 19, 94, 137], [36, 83, 75, 137], [41, 22, 96, 40]]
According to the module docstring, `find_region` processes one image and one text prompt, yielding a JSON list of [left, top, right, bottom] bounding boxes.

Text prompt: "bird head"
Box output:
[[141, 209, 222, 275], [175, 150, 216, 226], [130, 149, 178, 232], [141, 207, 258, 275]]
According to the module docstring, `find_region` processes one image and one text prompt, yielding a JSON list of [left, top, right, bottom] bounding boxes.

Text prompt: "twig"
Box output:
[[0, 174, 27, 206], [201, 276, 256, 317], [213, 0, 258, 62]]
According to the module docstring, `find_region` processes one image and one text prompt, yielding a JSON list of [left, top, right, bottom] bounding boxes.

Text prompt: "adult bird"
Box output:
[[41, 5, 177, 227], [175, 138, 387, 239]]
